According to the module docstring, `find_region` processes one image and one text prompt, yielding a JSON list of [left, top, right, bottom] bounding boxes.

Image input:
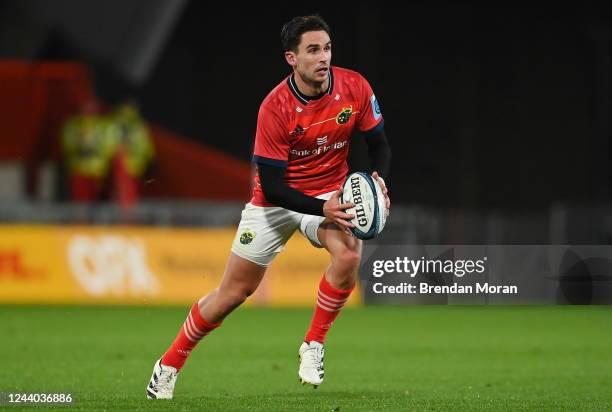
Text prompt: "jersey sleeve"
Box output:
[[356, 75, 384, 133], [252, 103, 290, 167]]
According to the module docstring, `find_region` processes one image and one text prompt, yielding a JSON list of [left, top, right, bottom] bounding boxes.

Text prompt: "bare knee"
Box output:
[[334, 248, 361, 271], [219, 285, 256, 308], [199, 286, 254, 323], [327, 247, 362, 290]]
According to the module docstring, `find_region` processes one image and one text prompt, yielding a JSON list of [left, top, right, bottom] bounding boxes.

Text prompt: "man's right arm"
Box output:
[[257, 162, 355, 230], [257, 162, 325, 216]]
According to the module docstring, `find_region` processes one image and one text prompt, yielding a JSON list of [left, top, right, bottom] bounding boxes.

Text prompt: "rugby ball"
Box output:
[[341, 172, 388, 240]]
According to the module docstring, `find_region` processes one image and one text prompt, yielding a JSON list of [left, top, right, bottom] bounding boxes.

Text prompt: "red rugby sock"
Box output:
[[304, 276, 354, 344], [161, 303, 221, 370]]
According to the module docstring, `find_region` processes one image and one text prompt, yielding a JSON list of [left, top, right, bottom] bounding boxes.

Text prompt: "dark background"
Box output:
[[2, 1, 611, 210]]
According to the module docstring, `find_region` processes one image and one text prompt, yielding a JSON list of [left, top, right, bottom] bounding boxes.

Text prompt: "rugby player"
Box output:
[[147, 14, 391, 399]]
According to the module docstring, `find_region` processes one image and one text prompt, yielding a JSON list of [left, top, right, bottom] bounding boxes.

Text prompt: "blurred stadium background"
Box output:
[[0, 2, 611, 410], [1, 1, 612, 303]]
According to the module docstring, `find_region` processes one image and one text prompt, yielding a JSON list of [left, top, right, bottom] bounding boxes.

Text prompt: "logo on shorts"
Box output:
[[240, 230, 256, 245], [336, 106, 353, 125]]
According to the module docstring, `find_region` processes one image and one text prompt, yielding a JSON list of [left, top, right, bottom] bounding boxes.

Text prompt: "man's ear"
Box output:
[[285, 51, 297, 67]]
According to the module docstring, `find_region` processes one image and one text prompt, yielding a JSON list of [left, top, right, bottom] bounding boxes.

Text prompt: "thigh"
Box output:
[[298, 190, 335, 248], [317, 219, 363, 257], [231, 203, 300, 267], [217, 251, 267, 295]]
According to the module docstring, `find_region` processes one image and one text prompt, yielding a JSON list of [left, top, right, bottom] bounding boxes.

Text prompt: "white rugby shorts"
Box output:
[[230, 191, 334, 267]]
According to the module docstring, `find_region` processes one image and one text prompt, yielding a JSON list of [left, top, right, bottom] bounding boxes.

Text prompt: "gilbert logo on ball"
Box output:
[[341, 172, 388, 240]]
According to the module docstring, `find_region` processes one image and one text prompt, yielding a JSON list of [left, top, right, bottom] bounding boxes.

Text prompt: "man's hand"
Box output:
[[323, 189, 356, 234], [372, 171, 391, 211]]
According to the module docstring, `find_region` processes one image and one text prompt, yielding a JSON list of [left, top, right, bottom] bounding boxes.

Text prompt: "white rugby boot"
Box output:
[[146, 359, 179, 399], [298, 341, 325, 388]]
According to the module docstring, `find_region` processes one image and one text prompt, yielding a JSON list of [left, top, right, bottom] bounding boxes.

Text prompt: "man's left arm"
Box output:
[[363, 127, 391, 209], [355, 74, 392, 209]]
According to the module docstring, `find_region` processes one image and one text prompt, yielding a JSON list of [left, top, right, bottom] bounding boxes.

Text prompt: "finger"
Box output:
[[335, 212, 355, 220], [336, 202, 355, 210], [372, 171, 384, 185], [384, 193, 391, 209], [372, 171, 387, 191], [334, 222, 353, 236], [335, 218, 355, 228]]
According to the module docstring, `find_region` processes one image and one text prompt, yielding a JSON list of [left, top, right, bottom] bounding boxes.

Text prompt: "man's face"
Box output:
[[285, 30, 332, 84]]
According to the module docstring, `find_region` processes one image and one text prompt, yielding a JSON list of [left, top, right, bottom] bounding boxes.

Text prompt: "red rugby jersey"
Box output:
[[251, 66, 383, 206]]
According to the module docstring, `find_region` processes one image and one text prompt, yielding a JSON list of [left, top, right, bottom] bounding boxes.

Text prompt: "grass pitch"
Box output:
[[0, 305, 611, 411]]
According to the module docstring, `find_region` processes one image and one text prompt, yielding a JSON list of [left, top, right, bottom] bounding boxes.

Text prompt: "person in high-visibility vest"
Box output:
[[109, 102, 155, 207], [61, 101, 118, 203]]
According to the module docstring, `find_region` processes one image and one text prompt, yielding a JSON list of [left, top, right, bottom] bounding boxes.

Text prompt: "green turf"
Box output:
[[0, 305, 611, 411]]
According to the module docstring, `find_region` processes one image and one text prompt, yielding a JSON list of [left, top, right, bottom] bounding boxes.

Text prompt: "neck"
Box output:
[[293, 71, 329, 96]]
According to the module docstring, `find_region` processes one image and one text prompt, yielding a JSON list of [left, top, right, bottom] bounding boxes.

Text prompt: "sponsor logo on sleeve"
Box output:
[[370, 95, 382, 120]]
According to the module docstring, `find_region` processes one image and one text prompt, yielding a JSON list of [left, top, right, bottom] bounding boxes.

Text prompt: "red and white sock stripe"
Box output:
[[182, 312, 210, 343], [317, 289, 348, 312]]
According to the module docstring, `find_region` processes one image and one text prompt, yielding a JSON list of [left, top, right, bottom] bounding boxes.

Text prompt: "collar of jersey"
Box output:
[[287, 68, 334, 105]]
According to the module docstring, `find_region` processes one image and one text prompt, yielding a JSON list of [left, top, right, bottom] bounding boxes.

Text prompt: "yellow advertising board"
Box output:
[[0, 225, 360, 306]]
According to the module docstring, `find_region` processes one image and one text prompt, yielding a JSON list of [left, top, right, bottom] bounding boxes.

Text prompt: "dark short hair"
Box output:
[[281, 15, 331, 52]]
